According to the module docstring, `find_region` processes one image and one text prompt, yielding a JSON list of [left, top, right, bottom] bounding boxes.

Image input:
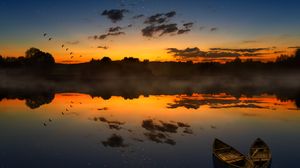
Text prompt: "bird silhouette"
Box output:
[[62, 44, 65, 48], [43, 33, 47, 37], [62, 112, 64, 115], [71, 56, 74, 59], [66, 48, 69, 51], [48, 38, 52, 41], [43, 123, 47, 126], [66, 108, 69, 111], [49, 118, 52, 122], [70, 52, 73, 55]]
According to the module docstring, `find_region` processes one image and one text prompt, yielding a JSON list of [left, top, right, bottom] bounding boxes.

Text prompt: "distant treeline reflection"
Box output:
[[0, 81, 299, 109]]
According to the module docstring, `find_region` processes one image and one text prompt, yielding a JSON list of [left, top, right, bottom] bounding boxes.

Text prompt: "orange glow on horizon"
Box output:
[[0, 93, 299, 124]]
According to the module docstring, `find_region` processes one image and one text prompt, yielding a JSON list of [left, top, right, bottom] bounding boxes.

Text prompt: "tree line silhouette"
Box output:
[[0, 47, 299, 81]]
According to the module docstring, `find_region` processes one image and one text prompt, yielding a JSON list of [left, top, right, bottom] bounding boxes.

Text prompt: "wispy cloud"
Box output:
[[141, 11, 194, 38], [167, 47, 271, 61], [66, 41, 80, 45]]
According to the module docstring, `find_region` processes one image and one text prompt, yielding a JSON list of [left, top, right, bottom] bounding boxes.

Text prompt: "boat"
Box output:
[[213, 139, 254, 168], [249, 138, 272, 168]]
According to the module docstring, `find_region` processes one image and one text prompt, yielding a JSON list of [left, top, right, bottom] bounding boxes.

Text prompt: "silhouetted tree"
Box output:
[[295, 49, 300, 64], [0, 55, 3, 65], [122, 57, 140, 63], [25, 92, 55, 109], [232, 57, 242, 64], [25, 48, 55, 66], [100, 56, 112, 63]]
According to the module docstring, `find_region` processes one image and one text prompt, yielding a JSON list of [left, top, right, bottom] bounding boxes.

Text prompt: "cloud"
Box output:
[[144, 11, 177, 24], [165, 11, 176, 18], [242, 40, 258, 44], [142, 11, 193, 37], [167, 47, 242, 59], [208, 52, 241, 58], [178, 22, 194, 35], [97, 46, 109, 50], [183, 22, 194, 29], [167, 98, 203, 109], [89, 32, 125, 40], [243, 53, 265, 57], [167, 47, 206, 58], [274, 51, 286, 54], [142, 22, 194, 37], [141, 119, 193, 145], [101, 9, 129, 23], [66, 41, 80, 45], [167, 47, 273, 61], [210, 27, 218, 32], [108, 26, 123, 33], [93, 117, 125, 130], [167, 95, 269, 110], [89, 24, 132, 40], [211, 104, 270, 109], [177, 29, 191, 34], [133, 14, 144, 19], [209, 48, 270, 53], [142, 119, 178, 133], [288, 46, 300, 49], [144, 132, 176, 145], [199, 26, 205, 30], [102, 134, 128, 148], [142, 24, 179, 37]]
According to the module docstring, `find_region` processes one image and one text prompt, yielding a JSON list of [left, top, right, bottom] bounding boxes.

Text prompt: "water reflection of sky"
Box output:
[[0, 93, 299, 168]]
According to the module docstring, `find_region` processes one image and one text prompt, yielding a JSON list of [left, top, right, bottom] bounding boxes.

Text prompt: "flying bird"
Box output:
[[62, 44, 65, 48], [49, 118, 52, 122], [71, 56, 74, 59], [43, 33, 47, 37], [43, 123, 47, 126], [66, 48, 69, 51], [48, 38, 52, 41], [70, 52, 73, 55]]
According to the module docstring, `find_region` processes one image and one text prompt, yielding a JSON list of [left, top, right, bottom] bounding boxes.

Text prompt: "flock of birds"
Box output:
[[42, 101, 83, 127], [43, 33, 82, 59]]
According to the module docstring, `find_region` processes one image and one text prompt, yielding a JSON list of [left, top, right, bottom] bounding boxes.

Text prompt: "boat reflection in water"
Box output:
[[213, 139, 254, 168], [213, 138, 272, 168], [250, 138, 272, 168]]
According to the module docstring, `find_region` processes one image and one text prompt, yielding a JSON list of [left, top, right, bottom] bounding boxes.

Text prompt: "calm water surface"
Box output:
[[0, 93, 299, 168]]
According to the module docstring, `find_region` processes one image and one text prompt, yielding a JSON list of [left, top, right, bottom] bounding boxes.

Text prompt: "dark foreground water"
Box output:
[[0, 92, 299, 168]]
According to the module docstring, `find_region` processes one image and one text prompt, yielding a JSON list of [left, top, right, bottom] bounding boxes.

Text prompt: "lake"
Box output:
[[0, 92, 299, 168]]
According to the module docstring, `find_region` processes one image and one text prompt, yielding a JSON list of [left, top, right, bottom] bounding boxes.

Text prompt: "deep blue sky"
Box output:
[[1, 0, 300, 62]]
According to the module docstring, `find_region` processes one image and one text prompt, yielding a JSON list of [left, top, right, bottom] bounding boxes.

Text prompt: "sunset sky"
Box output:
[[1, 0, 300, 63]]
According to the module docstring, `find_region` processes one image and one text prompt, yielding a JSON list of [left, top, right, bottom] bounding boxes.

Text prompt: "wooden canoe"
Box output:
[[249, 138, 272, 168], [213, 139, 254, 168]]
